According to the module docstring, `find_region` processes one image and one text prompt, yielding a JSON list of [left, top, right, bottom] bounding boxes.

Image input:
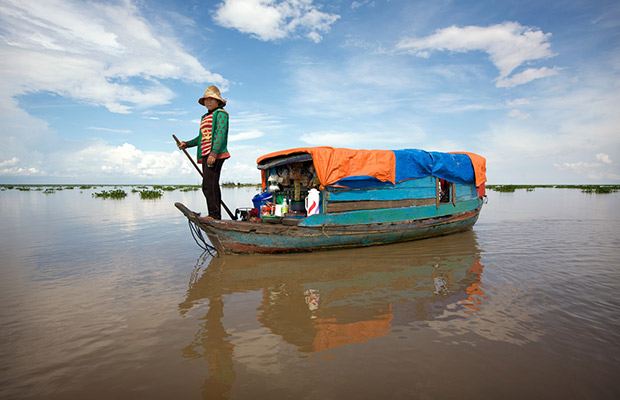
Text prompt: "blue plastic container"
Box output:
[[252, 192, 273, 210]]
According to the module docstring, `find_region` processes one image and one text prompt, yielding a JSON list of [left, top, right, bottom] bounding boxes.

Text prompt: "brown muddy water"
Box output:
[[0, 186, 619, 399]]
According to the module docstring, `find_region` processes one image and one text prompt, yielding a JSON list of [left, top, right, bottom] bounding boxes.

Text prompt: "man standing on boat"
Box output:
[[177, 85, 230, 220]]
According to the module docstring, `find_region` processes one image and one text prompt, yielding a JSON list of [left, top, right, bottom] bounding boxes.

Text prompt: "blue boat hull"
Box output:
[[175, 199, 483, 254]]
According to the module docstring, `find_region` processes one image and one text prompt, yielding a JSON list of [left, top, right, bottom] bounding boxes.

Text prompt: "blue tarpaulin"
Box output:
[[393, 149, 475, 184]]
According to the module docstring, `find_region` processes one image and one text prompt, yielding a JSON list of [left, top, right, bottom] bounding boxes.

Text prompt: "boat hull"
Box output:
[[175, 200, 483, 254]]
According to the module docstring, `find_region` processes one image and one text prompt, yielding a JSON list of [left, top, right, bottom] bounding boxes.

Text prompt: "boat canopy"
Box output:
[[257, 147, 486, 188]]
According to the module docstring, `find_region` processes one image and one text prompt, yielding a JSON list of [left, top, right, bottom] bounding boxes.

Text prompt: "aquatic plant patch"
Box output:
[[92, 189, 127, 199], [139, 189, 163, 199]]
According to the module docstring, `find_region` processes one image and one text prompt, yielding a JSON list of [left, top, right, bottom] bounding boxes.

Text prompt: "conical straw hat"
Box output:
[[198, 85, 226, 106]]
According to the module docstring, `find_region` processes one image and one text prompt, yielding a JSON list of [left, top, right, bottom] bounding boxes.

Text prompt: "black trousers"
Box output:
[[202, 158, 225, 219]]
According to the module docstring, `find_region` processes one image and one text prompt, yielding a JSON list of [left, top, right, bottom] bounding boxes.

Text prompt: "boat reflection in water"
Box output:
[[178, 231, 486, 398]]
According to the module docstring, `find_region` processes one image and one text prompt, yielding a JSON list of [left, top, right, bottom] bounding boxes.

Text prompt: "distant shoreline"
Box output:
[[1, 183, 618, 194], [0, 183, 262, 189], [486, 184, 620, 193]]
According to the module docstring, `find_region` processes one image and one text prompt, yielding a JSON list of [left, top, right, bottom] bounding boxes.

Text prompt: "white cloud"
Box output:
[[234, 111, 285, 131], [47, 141, 195, 179], [507, 109, 530, 119], [0, 157, 19, 168], [213, 0, 340, 43], [229, 130, 265, 142], [300, 131, 416, 148], [554, 161, 601, 171], [225, 160, 262, 182], [222, 143, 277, 183], [496, 66, 562, 88], [351, 1, 374, 10], [596, 153, 612, 165], [87, 127, 132, 134], [143, 109, 189, 117], [506, 98, 531, 107], [0, 157, 40, 175], [552, 155, 617, 180], [396, 22, 558, 87], [0, 0, 226, 113]]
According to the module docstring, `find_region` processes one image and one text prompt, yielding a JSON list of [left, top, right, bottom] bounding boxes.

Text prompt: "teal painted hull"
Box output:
[[175, 199, 483, 254]]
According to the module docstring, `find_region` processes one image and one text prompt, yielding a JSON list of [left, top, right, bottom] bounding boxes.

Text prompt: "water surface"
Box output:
[[1, 187, 619, 399]]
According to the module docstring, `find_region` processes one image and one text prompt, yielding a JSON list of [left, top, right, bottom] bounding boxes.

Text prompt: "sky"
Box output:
[[1, 0, 619, 185]]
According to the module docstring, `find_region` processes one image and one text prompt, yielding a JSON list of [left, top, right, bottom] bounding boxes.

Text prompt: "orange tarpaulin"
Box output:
[[257, 147, 396, 187]]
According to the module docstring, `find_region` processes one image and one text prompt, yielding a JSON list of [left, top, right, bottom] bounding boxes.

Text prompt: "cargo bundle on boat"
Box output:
[[175, 147, 487, 254]]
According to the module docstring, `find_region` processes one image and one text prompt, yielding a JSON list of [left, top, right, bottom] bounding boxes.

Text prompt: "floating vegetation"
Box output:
[[139, 189, 163, 199], [79, 185, 93, 190], [487, 184, 553, 192], [221, 182, 261, 187], [150, 185, 175, 191], [16, 187, 31, 191], [581, 185, 619, 194], [179, 186, 200, 192], [43, 188, 56, 194], [489, 185, 518, 192], [92, 189, 127, 199], [487, 184, 619, 193]]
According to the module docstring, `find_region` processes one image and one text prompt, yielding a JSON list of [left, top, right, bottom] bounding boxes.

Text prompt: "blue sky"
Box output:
[[1, 0, 618, 184]]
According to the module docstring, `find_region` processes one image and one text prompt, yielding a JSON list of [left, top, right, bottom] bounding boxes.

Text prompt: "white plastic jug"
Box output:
[[267, 173, 280, 192], [305, 189, 320, 216]]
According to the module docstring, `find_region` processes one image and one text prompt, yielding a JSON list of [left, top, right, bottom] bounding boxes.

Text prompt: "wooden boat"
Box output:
[[175, 147, 487, 254]]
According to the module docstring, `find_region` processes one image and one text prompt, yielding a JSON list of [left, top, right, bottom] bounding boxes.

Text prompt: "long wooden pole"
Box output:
[[173, 134, 203, 177], [173, 134, 237, 220]]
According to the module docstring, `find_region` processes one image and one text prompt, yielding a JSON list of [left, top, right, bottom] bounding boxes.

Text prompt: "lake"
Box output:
[[0, 186, 619, 399]]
